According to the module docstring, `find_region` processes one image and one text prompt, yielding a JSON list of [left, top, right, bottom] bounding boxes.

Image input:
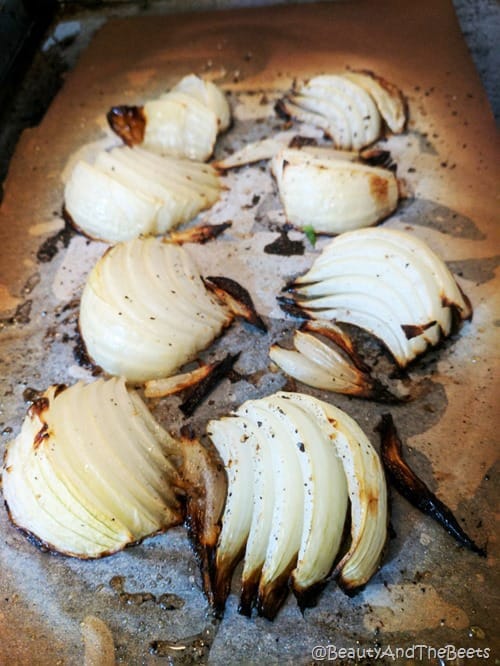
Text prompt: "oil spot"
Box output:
[[397, 197, 485, 240], [446, 255, 500, 285]]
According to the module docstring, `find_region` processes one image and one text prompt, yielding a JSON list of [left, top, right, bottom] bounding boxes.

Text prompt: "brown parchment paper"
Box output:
[[0, 1, 499, 664]]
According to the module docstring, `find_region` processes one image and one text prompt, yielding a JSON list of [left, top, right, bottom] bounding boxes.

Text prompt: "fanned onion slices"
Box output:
[[272, 148, 399, 234], [1, 378, 184, 559], [79, 238, 232, 382], [281, 227, 472, 367], [107, 74, 231, 161], [64, 146, 221, 243], [205, 391, 387, 619], [278, 71, 406, 150]]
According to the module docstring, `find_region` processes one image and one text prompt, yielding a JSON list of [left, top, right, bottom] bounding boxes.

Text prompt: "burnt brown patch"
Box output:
[[369, 174, 389, 203], [204, 276, 267, 332], [106, 105, 146, 146]]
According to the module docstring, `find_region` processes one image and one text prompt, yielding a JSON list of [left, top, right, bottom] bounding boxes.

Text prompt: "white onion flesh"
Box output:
[[269, 330, 374, 396], [64, 147, 221, 243], [343, 70, 407, 133], [272, 148, 399, 234], [282, 71, 405, 148], [295, 396, 387, 591], [207, 417, 255, 598], [172, 74, 231, 132], [207, 391, 386, 617], [2, 378, 183, 559], [238, 400, 304, 612], [79, 238, 231, 382], [301, 75, 382, 147], [288, 227, 472, 366], [214, 136, 291, 170], [144, 91, 218, 161]]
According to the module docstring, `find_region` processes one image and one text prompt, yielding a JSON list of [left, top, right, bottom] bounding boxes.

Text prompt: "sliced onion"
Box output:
[[313, 398, 388, 590], [205, 391, 386, 618], [285, 227, 472, 366], [207, 417, 255, 612], [143, 91, 218, 161], [64, 160, 161, 242], [107, 75, 231, 161], [172, 74, 231, 132], [64, 147, 221, 243], [144, 365, 214, 399], [278, 71, 406, 147], [272, 148, 399, 234], [297, 75, 382, 149], [214, 136, 292, 170], [2, 378, 184, 559], [343, 70, 407, 133], [79, 238, 232, 382]]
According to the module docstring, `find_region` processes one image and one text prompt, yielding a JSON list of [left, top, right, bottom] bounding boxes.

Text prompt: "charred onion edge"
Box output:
[[165, 222, 232, 246], [302, 320, 370, 373], [377, 413, 486, 557], [144, 364, 214, 399], [256, 561, 297, 621], [204, 276, 267, 332], [179, 426, 227, 609], [359, 148, 397, 172], [106, 105, 146, 147], [3, 499, 180, 560], [179, 352, 241, 416]]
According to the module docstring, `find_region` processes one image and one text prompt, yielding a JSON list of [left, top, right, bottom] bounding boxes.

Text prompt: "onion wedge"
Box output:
[[2, 378, 184, 559], [272, 148, 399, 234], [297, 75, 382, 149], [377, 413, 486, 556], [277, 71, 406, 145], [262, 394, 348, 608]]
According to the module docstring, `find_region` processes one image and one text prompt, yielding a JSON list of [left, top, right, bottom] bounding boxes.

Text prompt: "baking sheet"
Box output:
[[0, 1, 499, 663]]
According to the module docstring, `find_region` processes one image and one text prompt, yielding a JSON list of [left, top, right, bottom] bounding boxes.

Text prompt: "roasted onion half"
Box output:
[[1, 378, 184, 559], [280, 228, 472, 367], [79, 238, 232, 383], [272, 148, 399, 234], [205, 391, 387, 619], [107, 74, 231, 161], [64, 146, 221, 243], [277, 71, 406, 150]]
